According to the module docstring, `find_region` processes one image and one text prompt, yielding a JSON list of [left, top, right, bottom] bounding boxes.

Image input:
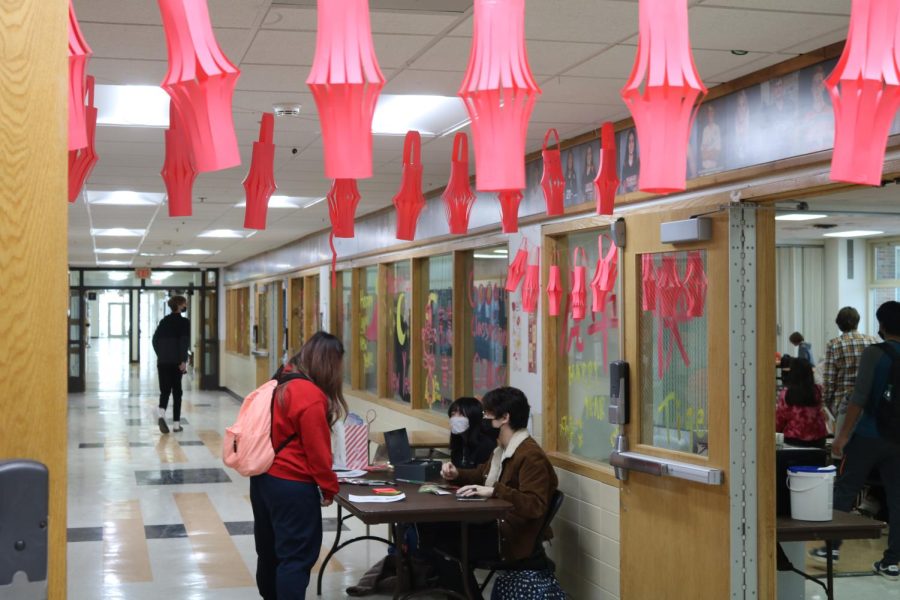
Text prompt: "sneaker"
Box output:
[[873, 560, 899, 580], [158, 417, 169, 434], [809, 547, 839, 563], [172, 424, 183, 433]]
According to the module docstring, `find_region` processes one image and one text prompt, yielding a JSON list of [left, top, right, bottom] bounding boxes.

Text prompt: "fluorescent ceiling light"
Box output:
[[371, 95, 468, 136], [823, 230, 884, 238], [775, 213, 828, 222], [86, 190, 166, 206], [303, 196, 326, 209], [164, 260, 197, 267], [140, 252, 172, 257], [107, 272, 130, 281], [274, 263, 294, 269], [473, 253, 508, 259], [177, 248, 219, 256], [97, 260, 131, 266], [95, 248, 137, 255], [95, 84, 170, 128], [235, 195, 319, 209], [92, 228, 146, 237], [198, 229, 249, 238], [492, 249, 509, 254], [151, 271, 173, 281]]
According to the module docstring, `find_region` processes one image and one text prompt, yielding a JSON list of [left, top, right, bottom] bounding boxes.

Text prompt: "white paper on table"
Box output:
[[334, 469, 368, 478], [348, 493, 407, 503]]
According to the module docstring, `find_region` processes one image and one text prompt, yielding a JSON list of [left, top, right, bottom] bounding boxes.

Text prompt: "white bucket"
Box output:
[[787, 466, 836, 521]]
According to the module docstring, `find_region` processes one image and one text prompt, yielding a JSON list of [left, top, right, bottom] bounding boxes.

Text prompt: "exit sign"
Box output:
[[135, 268, 151, 279]]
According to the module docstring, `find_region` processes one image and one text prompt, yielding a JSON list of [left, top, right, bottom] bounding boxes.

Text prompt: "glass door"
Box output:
[[68, 289, 85, 392]]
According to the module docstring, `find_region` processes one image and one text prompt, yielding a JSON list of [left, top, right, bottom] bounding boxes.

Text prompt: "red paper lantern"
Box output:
[[547, 258, 563, 317], [826, 0, 900, 185], [68, 76, 99, 204], [594, 122, 619, 215], [307, 0, 385, 180], [621, 0, 707, 193], [522, 252, 540, 314], [498, 189, 523, 233], [68, 0, 91, 151], [590, 236, 618, 313], [158, 0, 241, 173], [570, 247, 587, 322], [541, 128, 565, 216], [506, 239, 529, 292], [459, 0, 541, 192], [161, 103, 197, 218], [243, 113, 277, 230], [393, 131, 425, 241], [442, 133, 476, 234], [328, 179, 362, 238]]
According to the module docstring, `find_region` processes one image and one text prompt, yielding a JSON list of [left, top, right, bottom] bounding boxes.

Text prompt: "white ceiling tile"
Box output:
[[386, 69, 464, 96], [538, 77, 624, 107], [79, 23, 251, 63], [75, 0, 269, 28], [689, 7, 848, 53], [700, 1, 851, 16], [523, 0, 638, 43]]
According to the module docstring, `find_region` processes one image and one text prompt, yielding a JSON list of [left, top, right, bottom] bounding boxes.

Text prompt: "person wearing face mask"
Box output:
[[152, 295, 190, 434], [448, 397, 498, 469]]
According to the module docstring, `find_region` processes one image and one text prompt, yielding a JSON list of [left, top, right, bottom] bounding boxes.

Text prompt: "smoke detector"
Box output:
[[273, 103, 302, 117]]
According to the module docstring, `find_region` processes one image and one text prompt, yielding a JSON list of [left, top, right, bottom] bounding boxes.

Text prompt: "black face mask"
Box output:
[[879, 330, 885, 340]]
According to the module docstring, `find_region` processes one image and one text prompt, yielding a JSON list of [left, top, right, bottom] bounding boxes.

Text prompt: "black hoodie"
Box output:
[[152, 312, 190, 365]]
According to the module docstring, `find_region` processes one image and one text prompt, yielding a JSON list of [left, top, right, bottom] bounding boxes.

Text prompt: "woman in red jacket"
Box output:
[[776, 357, 828, 448], [251, 332, 347, 600]]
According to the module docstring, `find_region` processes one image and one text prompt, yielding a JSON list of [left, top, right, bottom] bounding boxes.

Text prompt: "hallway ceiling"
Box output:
[[777, 185, 900, 244], [68, 0, 853, 269]]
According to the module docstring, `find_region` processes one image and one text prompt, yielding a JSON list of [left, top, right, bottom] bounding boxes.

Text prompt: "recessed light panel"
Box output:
[[86, 190, 166, 206], [164, 260, 197, 267], [95, 248, 137, 255], [177, 249, 220, 256], [95, 85, 170, 127], [92, 228, 146, 237], [371, 95, 468, 136], [198, 229, 249, 238], [775, 213, 828, 222], [823, 230, 884, 238]]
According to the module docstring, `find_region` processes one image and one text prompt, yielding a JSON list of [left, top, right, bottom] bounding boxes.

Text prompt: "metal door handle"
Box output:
[[610, 450, 723, 485]]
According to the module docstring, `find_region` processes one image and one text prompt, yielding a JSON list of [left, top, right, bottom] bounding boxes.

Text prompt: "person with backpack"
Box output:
[[250, 331, 348, 599], [152, 295, 190, 434], [809, 301, 900, 579]]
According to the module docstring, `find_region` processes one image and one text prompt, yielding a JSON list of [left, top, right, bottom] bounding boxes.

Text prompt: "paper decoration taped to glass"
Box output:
[[443, 132, 477, 235], [393, 131, 425, 241], [243, 113, 277, 230]]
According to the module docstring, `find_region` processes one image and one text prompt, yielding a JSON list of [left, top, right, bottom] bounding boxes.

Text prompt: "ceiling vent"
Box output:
[[271, 0, 472, 14], [273, 103, 303, 117]]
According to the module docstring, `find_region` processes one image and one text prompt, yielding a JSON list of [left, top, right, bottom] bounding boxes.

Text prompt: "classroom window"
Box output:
[[226, 287, 250, 355], [555, 230, 621, 464], [467, 246, 509, 399], [639, 250, 709, 456], [388, 261, 412, 403], [337, 271, 352, 385], [256, 286, 269, 350], [423, 254, 454, 412], [289, 277, 304, 356], [869, 241, 900, 331], [360, 266, 378, 394]]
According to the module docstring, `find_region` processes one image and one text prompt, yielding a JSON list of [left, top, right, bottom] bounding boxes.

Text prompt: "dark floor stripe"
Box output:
[[78, 442, 154, 449], [68, 527, 103, 542], [135, 468, 231, 486], [144, 524, 187, 539], [178, 441, 205, 446], [126, 418, 190, 426], [68, 518, 348, 543]]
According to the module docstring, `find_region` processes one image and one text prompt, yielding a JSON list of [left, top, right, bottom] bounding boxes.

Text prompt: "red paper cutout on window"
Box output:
[[68, 1, 91, 151], [242, 113, 277, 230], [590, 236, 618, 313], [654, 255, 690, 379], [621, 0, 707, 193], [521, 248, 540, 314], [161, 103, 197, 218], [682, 250, 708, 318], [594, 122, 618, 214], [329, 179, 362, 239], [498, 189, 523, 233], [570, 247, 588, 322], [68, 76, 99, 204], [393, 131, 425, 241], [641, 253, 657, 312], [158, 0, 241, 173], [307, 0, 384, 180], [506, 238, 529, 292], [826, 0, 900, 185], [459, 0, 541, 192], [587, 294, 618, 371], [541, 128, 565, 216], [442, 132, 476, 234], [547, 251, 563, 316]]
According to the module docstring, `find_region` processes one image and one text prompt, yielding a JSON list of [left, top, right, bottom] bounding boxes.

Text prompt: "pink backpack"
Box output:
[[222, 373, 308, 477]]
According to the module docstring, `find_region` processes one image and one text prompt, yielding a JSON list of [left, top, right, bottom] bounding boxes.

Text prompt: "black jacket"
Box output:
[[450, 421, 498, 469], [152, 312, 190, 365]]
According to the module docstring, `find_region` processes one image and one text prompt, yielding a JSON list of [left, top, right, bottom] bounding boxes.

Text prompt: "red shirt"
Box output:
[[775, 388, 828, 443], [268, 377, 339, 501]]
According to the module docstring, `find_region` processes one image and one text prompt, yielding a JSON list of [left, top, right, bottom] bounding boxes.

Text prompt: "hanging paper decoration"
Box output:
[[68, 0, 92, 151], [498, 189, 523, 233], [158, 0, 241, 173], [682, 250, 708, 318], [825, 0, 900, 185], [68, 76, 99, 204], [393, 131, 425, 241], [442, 133, 476, 234], [522, 249, 540, 314], [590, 236, 618, 313], [506, 239, 529, 292], [594, 122, 619, 214], [459, 0, 541, 191], [547, 251, 563, 317], [641, 253, 657, 312], [570, 247, 587, 322], [655, 254, 690, 379], [621, 0, 706, 193], [541, 128, 565, 216], [243, 113, 277, 230], [307, 0, 385, 180], [161, 103, 197, 218], [328, 179, 362, 238]]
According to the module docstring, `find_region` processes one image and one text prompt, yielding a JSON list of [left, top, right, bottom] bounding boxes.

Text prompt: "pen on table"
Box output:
[[396, 477, 428, 484]]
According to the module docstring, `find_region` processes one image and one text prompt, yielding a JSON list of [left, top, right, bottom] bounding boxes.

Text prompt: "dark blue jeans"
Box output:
[[250, 474, 323, 599]]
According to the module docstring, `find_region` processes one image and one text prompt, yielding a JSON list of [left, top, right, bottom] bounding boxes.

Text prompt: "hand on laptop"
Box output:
[[456, 485, 494, 498]]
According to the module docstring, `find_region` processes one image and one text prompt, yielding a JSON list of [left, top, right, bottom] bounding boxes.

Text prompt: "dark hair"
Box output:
[[447, 397, 493, 466], [779, 354, 793, 385], [482, 387, 530, 430], [168, 295, 187, 312], [448, 396, 483, 422], [282, 331, 347, 425], [876, 301, 900, 337], [789, 331, 804, 345], [784, 358, 819, 407], [835, 307, 860, 332]]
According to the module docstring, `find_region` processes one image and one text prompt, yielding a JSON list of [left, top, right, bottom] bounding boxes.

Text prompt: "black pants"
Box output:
[[832, 435, 900, 564], [250, 474, 323, 600], [157, 363, 183, 421], [417, 521, 499, 596]]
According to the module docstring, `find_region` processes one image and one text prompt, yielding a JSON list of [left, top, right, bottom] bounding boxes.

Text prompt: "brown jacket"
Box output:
[[456, 436, 558, 561]]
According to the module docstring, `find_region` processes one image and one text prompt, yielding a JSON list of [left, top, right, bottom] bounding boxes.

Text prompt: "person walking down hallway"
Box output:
[[152, 295, 190, 434]]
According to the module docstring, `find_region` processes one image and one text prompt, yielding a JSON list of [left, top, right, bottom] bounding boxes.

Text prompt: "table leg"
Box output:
[[392, 523, 410, 600], [317, 503, 344, 596], [460, 522, 473, 600], [826, 540, 834, 600]]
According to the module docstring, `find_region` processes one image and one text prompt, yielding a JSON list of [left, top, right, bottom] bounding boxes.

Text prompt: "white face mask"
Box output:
[[449, 416, 470, 435]]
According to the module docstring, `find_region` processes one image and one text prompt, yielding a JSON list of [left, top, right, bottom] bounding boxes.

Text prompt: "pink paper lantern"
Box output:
[[498, 189, 523, 233], [68, 0, 91, 151], [393, 131, 425, 241], [158, 0, 241, 173], [243, 113, 277, 230], [621, 0, 707, 193], [459, 0, 541, 192], [594, 122, 619, 215], [442, 133, 477, 235], [826, 0, 900, 185], [328, 179, 362, 239], [541, 128, 565, 216], [522, 251, 540, 314], [68, 76, 99, 204], [161, 104, 197, 218], [307, 0, 385, 180], [547, 257, 563, 317], [506, 240, 529, 292], [570, 247, 587, 322]]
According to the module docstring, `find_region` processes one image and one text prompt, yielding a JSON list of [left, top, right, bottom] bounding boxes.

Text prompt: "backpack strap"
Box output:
[[271, 372, 311, 455]]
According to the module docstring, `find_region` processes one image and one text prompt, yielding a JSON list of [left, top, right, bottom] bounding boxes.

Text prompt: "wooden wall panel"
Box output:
[[0, 1, 68, 596]]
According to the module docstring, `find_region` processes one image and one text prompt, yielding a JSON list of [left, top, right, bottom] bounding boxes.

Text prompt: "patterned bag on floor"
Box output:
[[490, 570, 567, 600]]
